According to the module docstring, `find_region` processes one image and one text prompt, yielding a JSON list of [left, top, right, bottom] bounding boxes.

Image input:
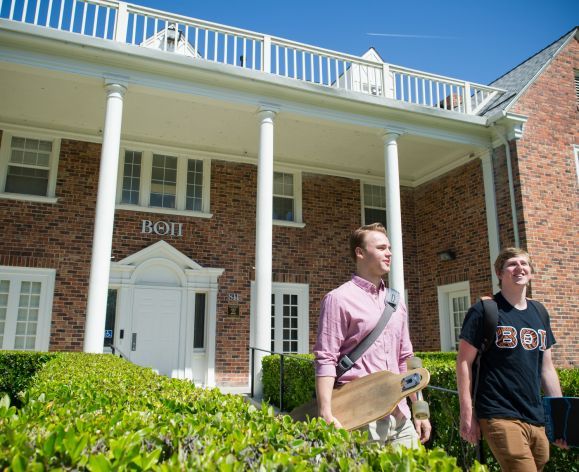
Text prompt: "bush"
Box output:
[[262, 351, 579, 471], [262, 353, 315, 411], [0, 352, 478, 471], [0, 351, 56, 408]]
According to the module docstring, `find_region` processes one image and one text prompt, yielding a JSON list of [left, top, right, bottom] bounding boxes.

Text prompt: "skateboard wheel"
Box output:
[[412, 400, 430, 420], [406, 357, 422, 369]]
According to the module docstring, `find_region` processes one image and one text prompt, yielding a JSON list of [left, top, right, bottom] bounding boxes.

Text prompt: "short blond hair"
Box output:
[[349, 223, 387, 262], [494, 247, 534, 287]]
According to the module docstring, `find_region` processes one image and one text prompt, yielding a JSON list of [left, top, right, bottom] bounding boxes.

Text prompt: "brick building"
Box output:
[[0, 1, 576, 390]]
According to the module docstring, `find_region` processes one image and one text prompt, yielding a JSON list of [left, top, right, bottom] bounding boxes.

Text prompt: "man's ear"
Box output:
[[354, 246, 364, 259]]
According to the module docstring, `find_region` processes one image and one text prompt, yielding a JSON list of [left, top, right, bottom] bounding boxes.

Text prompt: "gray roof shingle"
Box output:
[[482, 27, 577, 116]]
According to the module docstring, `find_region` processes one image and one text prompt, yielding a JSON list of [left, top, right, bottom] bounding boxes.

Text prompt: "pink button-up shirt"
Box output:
[[313, 275, 414, 418]]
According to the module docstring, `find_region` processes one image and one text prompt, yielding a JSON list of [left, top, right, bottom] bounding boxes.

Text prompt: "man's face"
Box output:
[[498, 255, 533, 288], [356, 231, 392, 277]]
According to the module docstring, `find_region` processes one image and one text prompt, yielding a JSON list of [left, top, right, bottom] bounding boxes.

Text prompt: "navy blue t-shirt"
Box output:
[[460, 292, 556, 425]]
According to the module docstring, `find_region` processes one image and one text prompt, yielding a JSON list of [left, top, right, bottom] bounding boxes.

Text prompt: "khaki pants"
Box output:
[[359, 412, 419, 449], [479, 418, 550, 472]]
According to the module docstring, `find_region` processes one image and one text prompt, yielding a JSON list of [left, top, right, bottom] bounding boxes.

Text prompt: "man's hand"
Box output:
[[319, 411, 343, 429], [553, 439, 569, 449], [459, 409, 480, 445], [414, 418, 431, 443]]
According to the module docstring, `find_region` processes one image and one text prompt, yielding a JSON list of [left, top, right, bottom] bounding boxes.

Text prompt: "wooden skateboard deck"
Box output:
[[543, 397, 579, 447], [289, 367, 430, 431]]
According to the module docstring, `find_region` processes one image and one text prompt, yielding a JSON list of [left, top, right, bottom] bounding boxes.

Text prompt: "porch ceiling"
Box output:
[[0, 62, 480, 187]]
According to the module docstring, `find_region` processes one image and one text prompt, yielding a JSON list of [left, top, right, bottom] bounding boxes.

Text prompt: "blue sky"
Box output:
[[127, 0, 577, 85]]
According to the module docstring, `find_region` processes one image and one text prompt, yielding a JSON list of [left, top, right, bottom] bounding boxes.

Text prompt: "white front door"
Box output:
[[130, 287, 181, 376]]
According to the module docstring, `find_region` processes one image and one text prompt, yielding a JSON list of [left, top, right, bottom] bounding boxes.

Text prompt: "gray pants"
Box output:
[[360, 414, 419, 449]]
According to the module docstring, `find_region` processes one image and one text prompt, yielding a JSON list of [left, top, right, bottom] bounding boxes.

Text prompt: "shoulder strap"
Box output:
[[480, 298, 499, 353], [472, 297, 498, 405], [527, 299, 550, 327], [335, 288, 400, 379]]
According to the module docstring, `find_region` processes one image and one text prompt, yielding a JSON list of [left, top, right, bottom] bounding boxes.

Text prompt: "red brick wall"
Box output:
[[412, 160, 493, 351], [0, 138, 100, 351], [504, 36, 579, 367]]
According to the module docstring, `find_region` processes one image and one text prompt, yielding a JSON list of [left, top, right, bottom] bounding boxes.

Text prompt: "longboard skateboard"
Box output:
[[289, 366, 430, 431], [543, 396, 579, 447]]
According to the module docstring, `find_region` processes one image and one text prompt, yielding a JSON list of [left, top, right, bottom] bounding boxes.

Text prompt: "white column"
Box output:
[[253, 106, 277, 397], [480, 151, 500, 291], [84, 82, 126, 353], [383, 132, 405, 302]]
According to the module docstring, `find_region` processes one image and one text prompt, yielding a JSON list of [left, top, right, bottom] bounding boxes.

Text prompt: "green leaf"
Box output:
[[88, 454, 113, 472], [10, 454, 27, 472]]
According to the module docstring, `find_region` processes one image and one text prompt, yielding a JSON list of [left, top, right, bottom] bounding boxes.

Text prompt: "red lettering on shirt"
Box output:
[[520, 328, 539, 350], [496, 326, 518, 348]]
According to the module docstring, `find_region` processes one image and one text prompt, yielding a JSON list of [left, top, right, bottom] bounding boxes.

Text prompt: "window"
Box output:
[[273, 172, 294, 221], [121, 151, 142, 205], [362, 183, 387, 226], [0, 267, 56, 351], [104, 289, 118, 351], [574, 145, 579, 183], [193, 293, 206, 349], [0, 132, 60, 200], [117, 148, 210, 216], [251, 282, 309, 354], [272, 170, 303, 225], [437, 281, 471, 351]]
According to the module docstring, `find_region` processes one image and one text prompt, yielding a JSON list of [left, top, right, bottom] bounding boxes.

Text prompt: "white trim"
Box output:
[[480, 151, 500, 291], [273, 168, 303, 224], [0, 130, 60, 199], [116, 146, 212, 216], [250, 281, 310, 355], [0, 266, 56, 351], [109, 241, 223, 386], [437, 281, 470, 352]]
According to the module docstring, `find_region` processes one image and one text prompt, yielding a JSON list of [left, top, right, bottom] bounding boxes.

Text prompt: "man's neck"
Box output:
[[355, 270, 383, 289], [501, 285, 528, 309]]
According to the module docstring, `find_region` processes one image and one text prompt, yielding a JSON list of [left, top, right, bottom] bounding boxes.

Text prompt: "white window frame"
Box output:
[[437, 281, 470, 352], [116, 145, 212, 218], [361, 181, 387, 226], [273, 168, 304, 228], [250, 282, 309, 354], [0, 130, 60, 203], [0, 266, 56, 351]]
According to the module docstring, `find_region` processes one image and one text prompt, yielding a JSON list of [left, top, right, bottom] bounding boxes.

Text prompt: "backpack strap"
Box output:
[[528, 299, 550, 327], [472, 297, 498, 405], [335, 288, 399, 380]]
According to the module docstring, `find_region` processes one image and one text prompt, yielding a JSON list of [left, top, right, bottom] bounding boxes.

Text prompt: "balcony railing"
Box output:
[[0, 0, 504, 116]]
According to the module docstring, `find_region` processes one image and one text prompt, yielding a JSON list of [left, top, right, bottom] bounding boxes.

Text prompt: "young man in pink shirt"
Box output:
[[313, 223, 431, 447]]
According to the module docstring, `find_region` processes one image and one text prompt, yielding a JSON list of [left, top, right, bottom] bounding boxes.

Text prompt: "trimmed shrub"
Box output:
[[0, 352, 481, 471], [262, 351, 579, 471], [0, 351, 56, 408]]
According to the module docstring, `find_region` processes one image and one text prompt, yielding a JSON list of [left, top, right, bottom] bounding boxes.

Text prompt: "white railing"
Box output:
[[0, 0, 504, 115]]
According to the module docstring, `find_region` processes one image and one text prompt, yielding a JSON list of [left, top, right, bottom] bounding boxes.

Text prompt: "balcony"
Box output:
[[0, 0, 504, 116]]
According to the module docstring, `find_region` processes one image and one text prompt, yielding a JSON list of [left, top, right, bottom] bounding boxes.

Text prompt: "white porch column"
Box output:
[[84, 82, 126, 353], [253, 106, 277, 397], [480, 151, 500, 291], [382, 132, 405, 302]]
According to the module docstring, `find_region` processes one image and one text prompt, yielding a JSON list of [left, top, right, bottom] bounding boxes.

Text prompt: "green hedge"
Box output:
[[262, 351, 579, 471], [0, 352, 482, 471], [0, 351, 56, 408]]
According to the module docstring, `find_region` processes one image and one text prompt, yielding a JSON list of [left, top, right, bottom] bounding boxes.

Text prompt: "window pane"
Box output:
[[150, 154, 177, 208], [273, 196, 294, 221], [193, 293, 206, 349], [450, 294, 469, 350], [6, 137, 51, 196], [14, 281, 42, 351], [281, 292, 299, 354], [6, 166, 49, 196], [274, 172, 293, 197], [121, 151, 142, 205], [104, 290, 117, 348], [364, 208, 387, 227], [186, 159, 204, 211]]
